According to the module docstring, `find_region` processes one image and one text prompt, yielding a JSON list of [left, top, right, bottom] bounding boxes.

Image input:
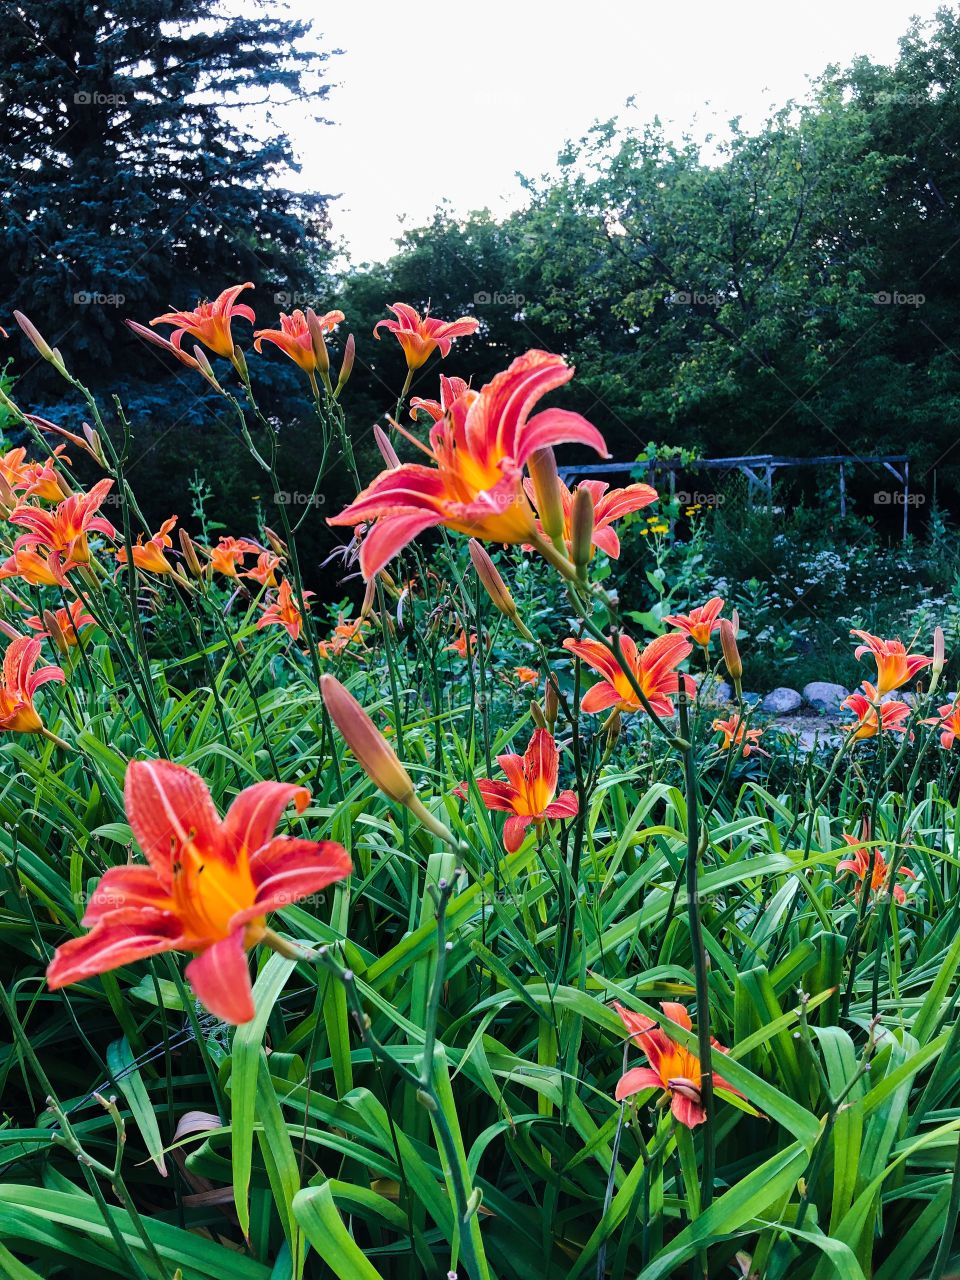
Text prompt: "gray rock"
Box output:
[[696, 677, 733, 707], [802, 681, 850, 713], [761, 687, 803, 715]]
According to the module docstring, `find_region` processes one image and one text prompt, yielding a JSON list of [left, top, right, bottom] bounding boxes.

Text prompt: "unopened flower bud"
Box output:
[[178, 529, 203, 579], [374, 424, 401, 469], [42, 610, 70, 655], [467, 540, 534, 641], [931, 625, 946, 692], [321, 674, 455, 846], [719, 617, 742, 691], [0, 474, 16, 514], [527, 447, 565, 544], [544, 678, 559, 730], [264, 525, 287, 557], [335, 333, 355, 395], [191, 343, 224, 392], [570, 485, 595, 570], [306, 309, 331, 377], [232, 345, 248, 379], [14, 311, 63, 369], [530, 700, 547, 730]]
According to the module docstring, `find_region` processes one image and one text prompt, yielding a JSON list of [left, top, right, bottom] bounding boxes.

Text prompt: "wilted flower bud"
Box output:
[[527, 447, 565, 544], [570, 485, 595, 570], [374, 424, 401, 469], [335, 333, 355, 395], [719, 617, 742, 692], [321, 674, 455, 846], [178, 529, 204, 579]]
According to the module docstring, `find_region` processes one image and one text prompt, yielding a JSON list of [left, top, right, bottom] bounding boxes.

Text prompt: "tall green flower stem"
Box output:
[[264, 876, 490, 1280], [677, 688, 715, 1213]]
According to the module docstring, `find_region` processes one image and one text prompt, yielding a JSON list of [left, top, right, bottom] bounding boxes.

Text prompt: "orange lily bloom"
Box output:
[[9, 479, 117, 584], [927, 699, 960, 748], [21, 447, 70, 502], [563, 632, 694, 717], [116, 516, 177, 575], [455, 727, 578, 852], [841, 682, 911, 740], [513, 666, 539, 685], [329, 350, 609, 579], [713, 714, 767, 757], [445, 629, 481, 660], [613, 1000, 741, 1129], [0, 635, 65, 734], [663, 597, 725, 649], [837, 832, 915, 905], [317, 616, 370, 661], [851, 629, 932, 695], [253, 308, 344, 373], [25, 600, 96, 648], [374, 303, 478, 371], [244, 551, 283, 588], [46, 760, 351, 1023], [257, 579, 313, 643], [150, 283, 255, 362], [523, 476, 658, 560], [0, 447, 29, 490], [0, 547, 63, 587], [409, 375, 470, 422], [208, 536, 258, 578]]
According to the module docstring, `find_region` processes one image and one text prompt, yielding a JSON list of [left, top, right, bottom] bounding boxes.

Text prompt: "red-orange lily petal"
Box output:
[[455, 727, 579, 852], [663, 597, 725, 648], [612, 999, 742, 1129], [257, 579, 313, 642], [9, 479, 117, 583], [837, 831, 915, 904], [116, 516, 177, 575], [253, 308, 344, 373], [47, 760, 351, 1023], [523, 476, 658, 560], [374, 303, 478, 371], [329, 350, 609, 578], [25, 600, 96, 648], [150, 283, 255, 362], [0, 634, 65, 734], [409, 375, 470, 422], [563, 632, 694, 717], [713, 714, 767, 758], [851, 629, 932, 696], [840, 682, 910, 740]]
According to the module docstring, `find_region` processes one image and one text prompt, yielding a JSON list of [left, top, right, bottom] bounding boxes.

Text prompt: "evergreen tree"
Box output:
[[0, 1, 336, 380]]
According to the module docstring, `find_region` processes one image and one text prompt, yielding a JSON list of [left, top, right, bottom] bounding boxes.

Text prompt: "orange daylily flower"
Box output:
[[0, 547, 63, 587], [455, 727, 578, 852], [243, 551, 283, 588], [837, 830, 915, 905], [317, 616, 370, 661], [926, 699, 960, 749], [713, 714, 767, 757], [841, 682, 911, 740], [513, 666, 539, 685], [613, 1000, 742, 1129], [9, 479, 117, 584], [445, 629, 481, 660], [46, 760, 351, 1023], [25, 600, 96, 648], [663, 597, 725, 649], [0, 635, 65, 734], [116, 516, 177, 575], [21, 447, 71, 502], [409, 375, 470, 422], [207, 536, 259, 578], [329, 350, 609, 579], [150, 283, 255, 362], [563, 632, 694, 717], [253, 308, 344, 373], [523, 476, 659, 560], [0, 447, 29, 490], [374, 303, 478, 371], [851, 630, 932, 696], [257, 579, 313, 643]]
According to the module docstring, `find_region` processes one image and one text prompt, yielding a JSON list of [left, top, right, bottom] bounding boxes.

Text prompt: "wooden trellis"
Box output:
[[557, 453, 913, 541]]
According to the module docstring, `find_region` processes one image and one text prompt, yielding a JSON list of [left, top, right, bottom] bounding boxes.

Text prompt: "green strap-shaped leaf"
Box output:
[[292, 1184, 386, 1280], [106, 1036, 167, 1176]]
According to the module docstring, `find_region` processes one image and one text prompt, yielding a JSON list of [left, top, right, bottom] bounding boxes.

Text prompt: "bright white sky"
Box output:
[[279, 0, 946, 265]]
